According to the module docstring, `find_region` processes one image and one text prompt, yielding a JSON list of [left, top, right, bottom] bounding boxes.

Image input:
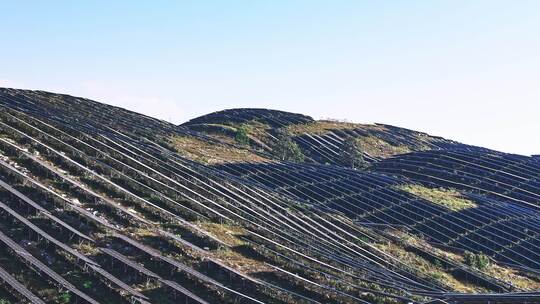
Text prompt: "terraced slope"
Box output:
[[371, 150, 540, 209], [218, 162, 540, 271], [0, 88, 538, 304]]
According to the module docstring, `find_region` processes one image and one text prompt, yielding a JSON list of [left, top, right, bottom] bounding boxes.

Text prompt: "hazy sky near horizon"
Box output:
[[1, 1, 539, 155]]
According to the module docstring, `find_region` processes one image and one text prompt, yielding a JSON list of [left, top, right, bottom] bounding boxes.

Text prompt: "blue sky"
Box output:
[[1, 1, 539, 155]]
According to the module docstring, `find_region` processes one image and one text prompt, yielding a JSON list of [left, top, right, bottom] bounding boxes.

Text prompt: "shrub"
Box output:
[[235, 126, 250, 145], [83, 280, 93, 289], [463, 251, 476, 267], [341, 136, 365, 168], [57, 292, 72, 304], [476, 253, 490, 270], [463, 251, 490, 270], [430, 271, 445, 281], [271, 130, 305, 163]]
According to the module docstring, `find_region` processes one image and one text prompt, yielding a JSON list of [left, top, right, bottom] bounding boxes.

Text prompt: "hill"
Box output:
[[179, 108, 489, 166], [0, 88, 538, 304]]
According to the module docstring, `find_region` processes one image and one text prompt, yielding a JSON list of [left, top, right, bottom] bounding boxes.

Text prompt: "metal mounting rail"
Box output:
[[160, 280, 210, 304], [0, 230, 101, 304], [0, 178, 93, 242], [419, 291, 540, 303], [0, 201, 97, 266], [87, 265, 150, 301], [110, 233, 265, 304], [0, 121, 226, 243], [99, 248, 160, 279], [0, 160, 115, 229], [207, 257, 323, 304], [98, 247, 211, 304], [0, 265, 46, 304], [266, 264, 372, 304]]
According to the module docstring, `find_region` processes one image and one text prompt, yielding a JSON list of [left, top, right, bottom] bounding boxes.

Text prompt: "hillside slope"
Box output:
[[0, 88, 538, 304]]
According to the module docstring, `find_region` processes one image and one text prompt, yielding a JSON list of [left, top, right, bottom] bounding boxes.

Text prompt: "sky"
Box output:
[[0, 1, 539, 155]]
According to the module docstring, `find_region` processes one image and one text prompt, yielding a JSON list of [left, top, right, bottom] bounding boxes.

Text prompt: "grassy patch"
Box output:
[[388, 230, 540, 291], [356, 136, 411, 158], [213, 247, 272, 274], [386, 230, 463, 261], [231, 121, 271, 136], [73, 242, 100, 255], [227, 122, 274, 149], [482, 263, 540, 290], [169, 135, 270, 164], [286, 120, 367, 136], [398, 184, 477, 211], [197, 222, 275, 273], [375, 241, 480, 293], [286, 121, 411, 158], [198, 222, 247, 246]]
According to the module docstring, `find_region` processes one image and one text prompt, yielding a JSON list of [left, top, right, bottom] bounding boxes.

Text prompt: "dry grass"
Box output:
[[131, 228, 158, 238], [386, 230, 540, 290], [196, 222, 273, 274], [170, 135, 270, 164], [213, 248, 273, 274], [398, 184, 477, 211], [286, 120, 375, 136], [386, 230, 463, 261], [375, 241, 480, 293], [198, 222, 247, 246], [191, 121, 273, 147], [356, 136, 411, 158], [483, 263, 540, 290], [73, 242, 100, 255], [205, 132, 238, 145], [286, 121, 411, 158], [234, 121, 271, 135]]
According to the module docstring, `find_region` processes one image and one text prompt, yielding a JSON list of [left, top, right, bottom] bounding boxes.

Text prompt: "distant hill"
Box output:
[[180, 107, 490, 166], [0, 88, 538, 304]]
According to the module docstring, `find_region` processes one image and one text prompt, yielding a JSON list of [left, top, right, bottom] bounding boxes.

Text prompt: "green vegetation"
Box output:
[[464, 251, 476, 267], [0, 299, 10, 304], [271, 130, 305, 162], [57, 292, 72, 304], [398, 184, 477, 211], [341, 137, 365, 168], [464, 251, 490, 270], [83, 280, 93, 289], [234, 126, 250, 145], [476, 253, 490, 270], [356, 136, 411, 158], [390, 230, 540, 290]]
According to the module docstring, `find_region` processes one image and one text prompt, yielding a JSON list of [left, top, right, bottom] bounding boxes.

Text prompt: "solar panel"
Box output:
[[0, 230, 100, 304], [0, 265, 46, 304]]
